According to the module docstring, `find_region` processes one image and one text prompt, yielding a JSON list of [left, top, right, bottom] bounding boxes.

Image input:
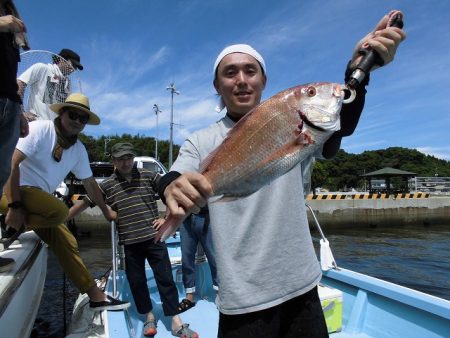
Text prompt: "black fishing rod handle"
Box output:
[[347, 13, 404, 89]]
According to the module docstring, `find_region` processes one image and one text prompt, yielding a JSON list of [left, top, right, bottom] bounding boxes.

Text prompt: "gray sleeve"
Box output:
[[170, 136, 202, 173]]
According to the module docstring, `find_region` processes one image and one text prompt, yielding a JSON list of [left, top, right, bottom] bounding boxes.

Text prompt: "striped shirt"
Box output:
[[99, 168, 160, 245]]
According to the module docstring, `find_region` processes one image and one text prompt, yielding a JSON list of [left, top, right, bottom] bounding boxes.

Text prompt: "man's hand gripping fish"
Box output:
[[156, 82, 345, 242]]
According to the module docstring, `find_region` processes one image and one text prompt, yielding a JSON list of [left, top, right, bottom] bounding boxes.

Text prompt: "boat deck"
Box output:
[[103, 264, 450, 338], [67, 232, 450, 338]]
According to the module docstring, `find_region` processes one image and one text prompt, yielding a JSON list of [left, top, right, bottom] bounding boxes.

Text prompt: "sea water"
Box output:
[[31, 224, 450, 337]]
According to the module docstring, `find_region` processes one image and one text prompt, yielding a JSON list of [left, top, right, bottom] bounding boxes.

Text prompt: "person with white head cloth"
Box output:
[[158, 12, 405, 337]]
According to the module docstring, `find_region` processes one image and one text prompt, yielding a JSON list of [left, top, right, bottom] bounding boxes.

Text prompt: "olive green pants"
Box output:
[[1, 186, 95, 293]]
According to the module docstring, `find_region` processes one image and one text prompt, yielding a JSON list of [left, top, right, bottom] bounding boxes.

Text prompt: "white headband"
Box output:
[[213, 44, 266, 112], [213, 44, 266, 78]]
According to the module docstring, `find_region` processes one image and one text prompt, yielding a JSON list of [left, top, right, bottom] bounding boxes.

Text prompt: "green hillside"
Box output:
[[313, 147, 450, 191], [79, 133, 180, 170], [79, 134, 449, 192]]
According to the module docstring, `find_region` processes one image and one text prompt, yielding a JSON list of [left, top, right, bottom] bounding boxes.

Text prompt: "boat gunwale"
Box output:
[[323, 267, 450, 320], [0, 234, 45, 317]]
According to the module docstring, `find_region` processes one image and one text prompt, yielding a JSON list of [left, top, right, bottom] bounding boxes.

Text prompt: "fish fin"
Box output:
[[261, 133, 314, 167]]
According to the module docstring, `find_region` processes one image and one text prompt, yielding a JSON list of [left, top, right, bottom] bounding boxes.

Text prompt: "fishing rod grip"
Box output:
[[347, 13, 404, 89]]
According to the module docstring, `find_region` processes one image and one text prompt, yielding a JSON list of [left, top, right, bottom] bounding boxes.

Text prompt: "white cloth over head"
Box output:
[[213, 44, 266, 112]]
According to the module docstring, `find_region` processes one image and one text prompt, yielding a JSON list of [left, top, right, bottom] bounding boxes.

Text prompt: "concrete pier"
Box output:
[[72, 197, 450, 231], [306, 196, 450, 229], [73, 200, 168, 232]]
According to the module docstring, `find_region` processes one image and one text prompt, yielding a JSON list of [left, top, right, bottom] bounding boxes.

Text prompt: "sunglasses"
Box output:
[[68, 110, 89, 124]]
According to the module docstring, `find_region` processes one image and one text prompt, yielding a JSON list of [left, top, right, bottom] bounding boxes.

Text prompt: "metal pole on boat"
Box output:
[[111, 220, 117, 297], [166, 83, 180, 169]]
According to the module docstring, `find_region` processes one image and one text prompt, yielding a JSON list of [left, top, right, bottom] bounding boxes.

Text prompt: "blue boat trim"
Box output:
[[323, 268, 450, 320]]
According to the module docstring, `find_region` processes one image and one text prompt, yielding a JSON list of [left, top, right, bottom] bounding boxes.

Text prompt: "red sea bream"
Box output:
[[156, 82, 344, 241]]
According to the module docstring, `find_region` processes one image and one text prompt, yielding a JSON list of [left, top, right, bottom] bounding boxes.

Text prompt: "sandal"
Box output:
[[143, 319, 157, 337], [172, 323, 198, 338], [177, 298, 196, 313]]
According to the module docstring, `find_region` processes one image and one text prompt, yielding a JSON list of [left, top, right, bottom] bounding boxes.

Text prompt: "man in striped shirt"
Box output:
[[68, 142, 198, 338]]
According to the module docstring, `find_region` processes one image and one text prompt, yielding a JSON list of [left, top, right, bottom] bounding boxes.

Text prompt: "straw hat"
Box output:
[[50, 93, 100, 125]]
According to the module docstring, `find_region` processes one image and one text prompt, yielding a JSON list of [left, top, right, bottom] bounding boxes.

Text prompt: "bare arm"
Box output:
[[16, 79, 26, 101], [4, 150, 27, 230], [67, 199, 90, 221], [81, 177, 116, 221]]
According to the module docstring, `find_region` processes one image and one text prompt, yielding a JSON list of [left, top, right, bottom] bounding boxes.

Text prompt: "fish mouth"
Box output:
[[300, 112, 327, 132]]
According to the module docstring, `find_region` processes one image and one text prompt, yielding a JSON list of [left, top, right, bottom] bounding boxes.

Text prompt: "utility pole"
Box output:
[[104, 137, 113, 157], [153, 104, 162, 160], [166, 83, 180, 168]]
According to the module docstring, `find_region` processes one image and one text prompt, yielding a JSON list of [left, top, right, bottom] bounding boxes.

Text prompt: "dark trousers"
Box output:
[[218, 286, 329, 338], [124, 239, 179, 316]]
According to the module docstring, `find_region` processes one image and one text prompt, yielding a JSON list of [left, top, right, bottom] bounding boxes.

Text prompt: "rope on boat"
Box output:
[[306, 203, 338, 271]]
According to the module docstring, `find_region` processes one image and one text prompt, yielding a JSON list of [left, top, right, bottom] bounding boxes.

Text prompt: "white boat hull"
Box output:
[[0, 231, 48, 338]]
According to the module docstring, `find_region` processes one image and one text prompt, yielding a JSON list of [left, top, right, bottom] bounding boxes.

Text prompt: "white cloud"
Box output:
[[416, 147, 450, 161]]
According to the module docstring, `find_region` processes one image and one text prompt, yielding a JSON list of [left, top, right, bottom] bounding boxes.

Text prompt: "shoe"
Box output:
[[143, 319, 157, 337], [0, 257, 15, 272], [177, 298, 196, 313], [89, 295, 130, 311], [172, 323, 199, 338]]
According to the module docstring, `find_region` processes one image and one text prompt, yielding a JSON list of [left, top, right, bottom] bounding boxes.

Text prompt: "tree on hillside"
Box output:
[[78, 133, 180, 169], [316, 147, 450, 191], [78, 134, 450, 191]]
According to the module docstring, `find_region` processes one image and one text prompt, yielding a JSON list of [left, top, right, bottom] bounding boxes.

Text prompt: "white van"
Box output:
[[134, 156, 168, 175]]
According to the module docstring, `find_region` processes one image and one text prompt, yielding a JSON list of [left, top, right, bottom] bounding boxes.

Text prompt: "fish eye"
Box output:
[[306, 86, 316, 97]]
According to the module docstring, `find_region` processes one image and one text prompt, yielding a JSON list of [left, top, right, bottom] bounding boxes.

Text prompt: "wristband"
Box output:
[[157, 171, 182, 204]]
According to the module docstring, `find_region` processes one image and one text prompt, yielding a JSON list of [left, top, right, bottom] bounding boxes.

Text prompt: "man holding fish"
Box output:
[[157, 11, 405, 338]]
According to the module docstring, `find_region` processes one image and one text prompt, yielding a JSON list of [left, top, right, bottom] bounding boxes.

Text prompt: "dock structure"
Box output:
[[305, 195, 450, 229], [70, 192, 449, 231], [307, 192, 430, 200]]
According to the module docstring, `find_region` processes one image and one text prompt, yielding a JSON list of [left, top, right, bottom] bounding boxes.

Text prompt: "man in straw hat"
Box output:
[[17, 48, 83, 121], [157, 11, 405, 338], [0, 92, 130, 311]]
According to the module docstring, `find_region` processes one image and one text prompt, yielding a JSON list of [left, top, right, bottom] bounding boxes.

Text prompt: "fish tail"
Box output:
[[154, 215, 184, 242]]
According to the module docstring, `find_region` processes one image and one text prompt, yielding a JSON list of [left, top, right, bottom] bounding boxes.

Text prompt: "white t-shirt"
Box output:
[[16, 120, 92, 193], [18, 63, 71, 120]]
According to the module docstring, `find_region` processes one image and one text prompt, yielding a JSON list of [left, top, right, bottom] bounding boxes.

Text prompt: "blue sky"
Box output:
[[15, 0, 450, 160]]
